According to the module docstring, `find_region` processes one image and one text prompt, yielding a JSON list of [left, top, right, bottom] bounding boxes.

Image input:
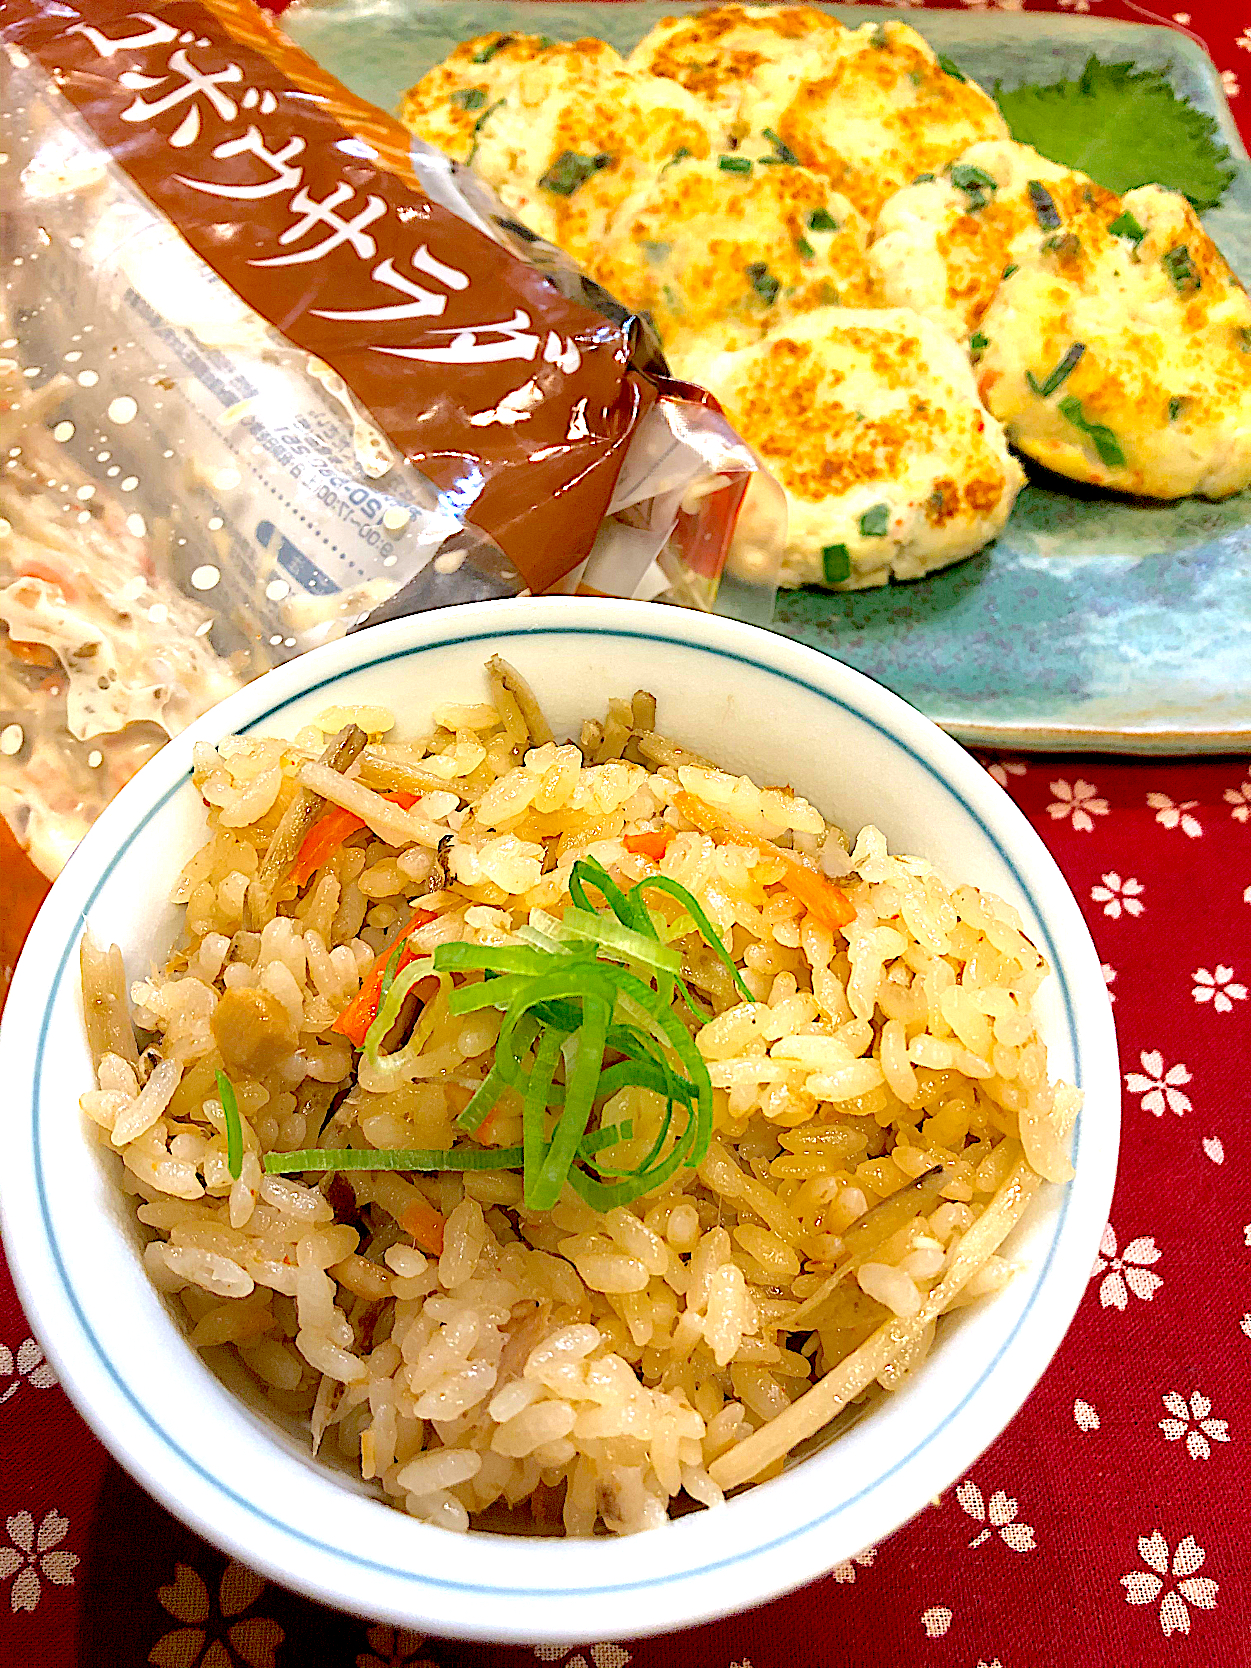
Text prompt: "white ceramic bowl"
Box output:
[[0, 597, 1118, 1642]]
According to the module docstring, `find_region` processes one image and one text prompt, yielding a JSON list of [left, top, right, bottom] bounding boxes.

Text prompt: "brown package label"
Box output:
[[1, 0, 654, 591]]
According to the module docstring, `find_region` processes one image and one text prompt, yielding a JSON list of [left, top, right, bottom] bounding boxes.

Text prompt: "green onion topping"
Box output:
[[1239, 325, 1251, 353], [746, 262, 780, 305], [1026, 341, 1085, 399], [640, 239, 672, 264], [1042, 231, 1081, 261], [452, 86, 486, 112], [1058, 395, 1126, 469], [217, 1071, 243, 1182], [794, 234, 816, 261], [1109, 210, 1146, 247], [662, 146, 693, 173], [912, 172, 935, 185], [1002, 263, 1019, 280], [539, 150, 611, 196], [950, 163, 996, 212], [1162, 243, 1201, 294], [762, 127, 799, 165], [1168, 395, 1187, 421], [472, 35, 513, 64], [821, 543, 851, 584], [969, 330, 989, 363], [859, 503, 890, 538], [807, 208, 839, 232], [1027, 179, 1060, 231], [718, 155, 752, 175], [265, 859, 754, 1210], [938, 54, 967, 82]]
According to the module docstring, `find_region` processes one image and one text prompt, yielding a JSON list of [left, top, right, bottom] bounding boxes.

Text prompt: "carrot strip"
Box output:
[[401, 1195, 446, 1256], [673, 791, 853, 932], [291, 790, 419, 889], [781, 860, 855, 931], [332, 904, 436, 1047], [15, 560, 77, 600], [623, 829, 673, 861]]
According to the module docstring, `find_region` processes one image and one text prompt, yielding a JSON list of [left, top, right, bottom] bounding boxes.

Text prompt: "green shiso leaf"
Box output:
[[995, 56, 1235, 212]]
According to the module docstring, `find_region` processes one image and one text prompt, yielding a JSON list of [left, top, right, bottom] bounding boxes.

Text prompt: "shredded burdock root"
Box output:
[[80, 667, 1079, 1537], [247, 722, 367, 928]]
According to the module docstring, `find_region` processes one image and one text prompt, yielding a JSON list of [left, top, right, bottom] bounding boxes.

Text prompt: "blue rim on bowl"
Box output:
[[0, 598, 1120, 1642]]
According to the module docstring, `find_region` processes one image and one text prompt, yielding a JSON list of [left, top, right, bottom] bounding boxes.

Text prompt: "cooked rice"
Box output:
[[81, 671, 1079, 1536]]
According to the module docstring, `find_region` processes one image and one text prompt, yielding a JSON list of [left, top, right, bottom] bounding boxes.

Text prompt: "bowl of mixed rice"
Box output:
[[0, 597, 1118, 1641]]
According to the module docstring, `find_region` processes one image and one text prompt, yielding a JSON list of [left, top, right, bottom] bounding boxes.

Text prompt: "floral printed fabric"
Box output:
[[2, 741, 1248, 1666]]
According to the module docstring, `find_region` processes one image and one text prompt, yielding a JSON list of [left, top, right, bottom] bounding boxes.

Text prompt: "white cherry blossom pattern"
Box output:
[[1191, 965, 1247, 1013], [1147, 791, 1203, 838], [1224, 68, 1241, 98], [150, 1561, 283, 1668], [1241, 1314, 1251, 1339], [830, 1546, 876, 1584], [1159, 1391, 1230, 1460], [1091, 872, 1144, 919], [1120, 1532, 1218, 1637], [1124, 1051, 1192, 1117], [976, 1661, 1006, 1668], [1245, 1224, 1251, 1247], [920, 1606, 953, 1638], [1091, 1224, 1163, 1309], [1223, 777, 1251, 821], [535, 1646, 630, 1668], [987, 759, 1026, 790], [0, 1510, 77, 1613], [1202, 1137, 1225, 1164], [0, 1338, 57, 1408], [1244, 884, 1251, 906], [955, 1482, 1035, 1552], [1046, 778, 1108, 832], [1102, 962, 1117, 1001], [357, 1627, 439, 1668], [1074, 1398, 1101, 1432]]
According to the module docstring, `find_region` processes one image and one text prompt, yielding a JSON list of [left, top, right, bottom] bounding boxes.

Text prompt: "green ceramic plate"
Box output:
[[284, 0, 1251, 752]]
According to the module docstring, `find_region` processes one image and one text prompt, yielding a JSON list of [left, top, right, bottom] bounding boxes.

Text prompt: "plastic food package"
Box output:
[[0, 0, 784, 876]]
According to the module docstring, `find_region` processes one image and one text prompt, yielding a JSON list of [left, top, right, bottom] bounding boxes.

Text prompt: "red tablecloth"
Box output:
[[3, 4, 1251, 1665]]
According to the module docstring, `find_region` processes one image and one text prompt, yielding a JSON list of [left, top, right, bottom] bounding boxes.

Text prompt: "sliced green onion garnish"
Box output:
[[540, 150, 611, 196], [363, 955, 436, 1065], [938, 53, 966, 81], [264, 1144, 525, 1174], [217, 1070, 243, 1182], [969, 331, 989, 363], [1109, 209, 1145, 247], [472, 35, 513, 63], [795, 235, 816, 262], [268, 854, 745, 1205], [559, 909, 682, 974], [1058, 396, 1126, 469], [762, 126, 798, 165], [1027, 179, 1060, 231], [452, 86, 487, 111], [746, 262, 780, 306], [631, 875, 753, 1002], [859, 502, 890, 538], [807, 208, 839, 232], [1026, 342, 1085, 399], [821, 542, 851, 584], [718, 155, 752, 175], [1162, 243, 1200, 295]]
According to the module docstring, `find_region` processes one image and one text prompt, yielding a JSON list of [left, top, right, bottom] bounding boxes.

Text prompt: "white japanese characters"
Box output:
[[68, 9, 585, 375]]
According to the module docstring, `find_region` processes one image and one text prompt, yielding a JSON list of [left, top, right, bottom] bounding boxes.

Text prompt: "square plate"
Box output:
[[283, 0, 1251, 752]]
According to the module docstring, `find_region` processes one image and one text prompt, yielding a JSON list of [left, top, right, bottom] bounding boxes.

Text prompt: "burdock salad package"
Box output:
[[0, 0, 784, 874]]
